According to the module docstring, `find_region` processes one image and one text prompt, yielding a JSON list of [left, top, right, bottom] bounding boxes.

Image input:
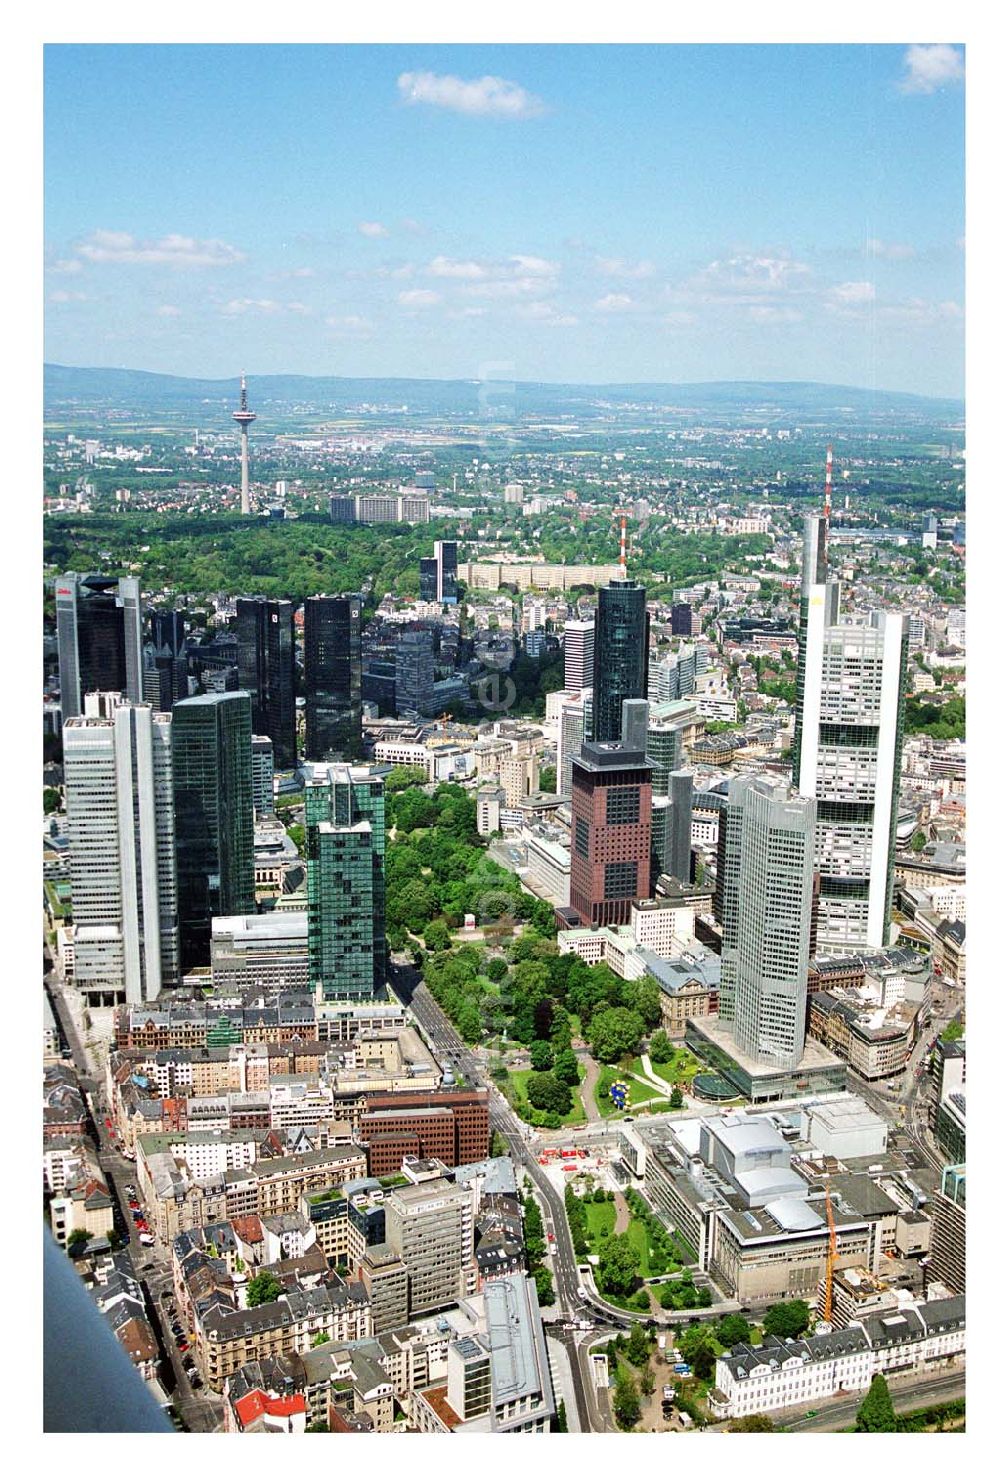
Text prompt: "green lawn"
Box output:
[[646, 1050, 701, 1086], [507, 1068, 587, 1127], [584, 1200, 617, 1245], [594, 1065, 670, 1117]]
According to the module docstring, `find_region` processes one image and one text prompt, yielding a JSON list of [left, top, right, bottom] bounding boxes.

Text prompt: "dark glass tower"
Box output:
[[55, 572, 144, 718], [419, 558, 439, 602], [303, 594, 363, 762], [591, 577, 650, 743], [305, 764, 386, 1000], [172, 692, 255, 970], [147, 608, 188, 711], [235, 597, 296, 770]]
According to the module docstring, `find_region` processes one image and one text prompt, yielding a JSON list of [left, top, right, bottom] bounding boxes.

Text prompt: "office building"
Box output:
[[384, 1179, 473, 1318], [251, 734, 275, 816], [792, 505, 830, 784], [210, 913, 308, 992], [55, 572, 144, 718], [570, 740, 653, 926], [235, 597, 296, 770], [144, 608, 188, 712], [592, 577, 650, 742], [395, 628, 435, 717], [671, 602, 693, 637], [305, 764, 386, 1001], [930, 1164, 966, 1294], [172, 692, 255, 971], [434, 540, 458, 604], [63, 703, 177, 1004], [483, 1273, 557, 1433], [647, 717, 683, 797], [797, 597, 909, 953], [718, 774, 815, 1068], [419, 557, 439, 603], [358, 1089, 490, 1176], [303, 594, 363, 762], [563, 619, 595, 696], [557, 690, 590, 795]]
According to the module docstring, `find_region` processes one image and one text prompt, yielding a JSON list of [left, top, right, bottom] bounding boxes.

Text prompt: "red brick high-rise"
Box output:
[[570, 741, 653, 926]]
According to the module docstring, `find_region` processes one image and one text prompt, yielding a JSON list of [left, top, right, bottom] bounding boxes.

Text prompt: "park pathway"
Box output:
[[612, 1190, 630, 1235], [577, 1050, 603, 1122]]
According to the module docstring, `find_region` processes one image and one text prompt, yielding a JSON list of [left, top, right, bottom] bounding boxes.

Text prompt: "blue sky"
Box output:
[[44, 43, 965, 395]]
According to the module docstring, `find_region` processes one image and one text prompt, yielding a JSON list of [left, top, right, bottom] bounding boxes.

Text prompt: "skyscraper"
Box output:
[[434, 540, 458, 605], [419, 557, 439, 603], [305, 763, 386, 1000], [563, 620, 595, 696], [55, 572, 145, 718], [144, 607, 188, 712], [172, 692, 255, 971], [570, 740, 653, 925], [251, 734, 275, 816], [63, 703, 177, 1004], [719, 774, 816, 1068], [670, 602, 693, 636], [592, 578, 649, 743], [303, 594, 363, 762], [797, 602, 909, 953], [235, 597, 296, 770], [395, 628, 435, 717], [557, 690, 590, 796], [792, 450, 832, 785]]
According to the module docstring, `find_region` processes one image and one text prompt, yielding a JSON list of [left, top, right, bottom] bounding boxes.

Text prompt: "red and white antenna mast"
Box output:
[[824, 444, 833, 518], [618, 510, 628, 577]]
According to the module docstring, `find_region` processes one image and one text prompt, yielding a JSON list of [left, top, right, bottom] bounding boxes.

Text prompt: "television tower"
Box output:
[[233, 373, 257, 515]]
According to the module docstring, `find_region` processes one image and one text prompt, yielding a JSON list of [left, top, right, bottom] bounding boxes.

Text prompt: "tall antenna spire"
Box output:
[[618, 510, 628, 578], [824, 443, 833, 518]]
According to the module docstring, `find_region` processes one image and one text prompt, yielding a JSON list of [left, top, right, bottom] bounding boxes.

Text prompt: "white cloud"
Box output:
[[287, 302, 312, 315], [663, 310, 697, 328], [510, 254, 559, 278], [49, 258, 83, 276], [595, 293, 633, 313], [899, 44, 964, 95], [866, 238, 916, 261], [49, 289, 90, 303], [79, 230, 246, 267], [830, 280, 876, 304], [156, 304, 182, 318], [358, 221, 389, 238], [400, 218, 425, 235], [879, 298, 964, 324], [689, 253, 811, 302], [220, 298, 282, 316], [595, 256, 655, 279], [515, 302, 578, 326], [427, 256, 489, 279], [398, 288, 442, 308], [290, 266, 316, 278], [449, 306, 488, 319], [397, 70, 546, 119]]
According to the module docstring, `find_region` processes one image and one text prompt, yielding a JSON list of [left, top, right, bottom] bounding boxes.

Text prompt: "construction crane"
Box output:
[[823, 1185, 838, 1323]]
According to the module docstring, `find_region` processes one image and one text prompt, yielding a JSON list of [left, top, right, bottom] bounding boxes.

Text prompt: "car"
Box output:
[[548, 1232, 555, 1242], [178, 1341, 189, 1353], [189, 1375, 202, 1390]]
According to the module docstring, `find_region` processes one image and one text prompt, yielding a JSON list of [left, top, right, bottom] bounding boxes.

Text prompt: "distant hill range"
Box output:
[[44, 363, 963, 425]]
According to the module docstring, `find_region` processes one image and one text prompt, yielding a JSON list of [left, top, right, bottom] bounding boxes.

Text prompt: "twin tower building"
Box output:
[[55, 581, 379, 1009], [567, 490, 907, 1075]]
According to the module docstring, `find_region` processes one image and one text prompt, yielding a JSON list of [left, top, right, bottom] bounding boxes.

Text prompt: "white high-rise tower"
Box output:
[[63, 704, 178, 1004]]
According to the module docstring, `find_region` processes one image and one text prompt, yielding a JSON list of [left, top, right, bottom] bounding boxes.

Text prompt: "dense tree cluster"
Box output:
[[854, 1374, 897, 1433], [761, 1299, 810, 1340], [905, 694, 965, 739]]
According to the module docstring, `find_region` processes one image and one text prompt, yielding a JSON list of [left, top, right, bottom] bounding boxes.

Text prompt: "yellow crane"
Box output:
[[823, 1185, 838, 1323]]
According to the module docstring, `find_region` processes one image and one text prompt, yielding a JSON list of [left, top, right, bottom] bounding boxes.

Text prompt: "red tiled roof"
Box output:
[[231, 1214, 264, 1243], [233, 1389, 306, 1430]]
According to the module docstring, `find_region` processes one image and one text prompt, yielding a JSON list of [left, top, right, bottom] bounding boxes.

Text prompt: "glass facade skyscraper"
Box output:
[[55, 572, 145, 718], [592, 577, 649, 743], [303, 594, 363, 762], [235, 597, 296, 770], [305, 763, 386, 1000], [172, 692, 255, 970]]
